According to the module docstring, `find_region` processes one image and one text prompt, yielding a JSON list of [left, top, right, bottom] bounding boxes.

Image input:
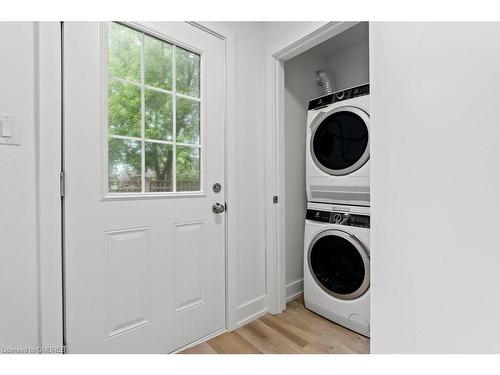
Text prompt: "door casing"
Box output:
[[264, 21, 364, 315]]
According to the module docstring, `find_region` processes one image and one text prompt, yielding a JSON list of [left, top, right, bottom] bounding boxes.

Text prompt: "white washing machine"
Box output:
[[306, 84, 370, 206], [304, 202, 370, 337]]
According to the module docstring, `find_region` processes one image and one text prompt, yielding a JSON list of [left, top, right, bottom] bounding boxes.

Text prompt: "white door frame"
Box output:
[[188, 22, 239, 331], [37, 21, 64, 348], [264, 21, 362, 314], [37, 21, 238, 350]]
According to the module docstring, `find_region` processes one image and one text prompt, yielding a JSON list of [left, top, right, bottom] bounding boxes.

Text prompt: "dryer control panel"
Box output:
[[306, 209, 370, 228], [308, 83, 369, 111]]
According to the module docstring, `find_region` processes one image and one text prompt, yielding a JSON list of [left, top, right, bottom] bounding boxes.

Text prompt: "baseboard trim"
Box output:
[[172, 327, 227, 354], [286, 279, 304, 302], [236, 295, 267, 328]]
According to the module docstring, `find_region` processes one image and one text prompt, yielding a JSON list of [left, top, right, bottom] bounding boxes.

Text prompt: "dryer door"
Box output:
[[308, 229, 369, 300], [310, 106, 369, 176]]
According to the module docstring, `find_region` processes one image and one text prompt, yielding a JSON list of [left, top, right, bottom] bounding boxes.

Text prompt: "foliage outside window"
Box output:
[[107, 22, 201, 194]]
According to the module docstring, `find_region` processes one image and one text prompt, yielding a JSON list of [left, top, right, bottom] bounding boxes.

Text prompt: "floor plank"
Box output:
[[259, 314, 312, 348], [181, 341, 217, 354], [207, 331, 262, 354], [237, 319, 303, 354], [179, 294, 370, 354]]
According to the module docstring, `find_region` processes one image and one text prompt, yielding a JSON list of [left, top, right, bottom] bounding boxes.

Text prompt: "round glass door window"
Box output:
[[311, 108, 369, 176], [308, 231, 369, 300]]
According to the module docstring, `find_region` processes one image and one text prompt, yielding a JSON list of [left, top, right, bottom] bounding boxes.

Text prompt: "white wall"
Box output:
[[0, 22, 67, 351], [262, 22, 329, 313], [0, 22, 40, 347], [283, 49, 326, 301], [213, 22, 328, 319], [371, 22, 500, 353], [261, 22, 329, 55], [213, 22, 268, 325], [327, 39, 369, 90]]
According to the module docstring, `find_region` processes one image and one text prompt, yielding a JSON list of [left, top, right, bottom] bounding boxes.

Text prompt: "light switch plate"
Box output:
[[0, 114, 20, 145]]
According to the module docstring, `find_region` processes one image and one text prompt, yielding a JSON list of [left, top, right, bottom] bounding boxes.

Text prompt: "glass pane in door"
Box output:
[[106, 22, 203, 194]]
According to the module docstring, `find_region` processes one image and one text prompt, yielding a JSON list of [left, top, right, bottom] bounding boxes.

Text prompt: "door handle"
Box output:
[[212, 202, 225, 214]]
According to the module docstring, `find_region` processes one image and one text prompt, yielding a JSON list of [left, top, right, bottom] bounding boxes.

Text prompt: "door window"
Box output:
[[107, 22, 201, 194], [312, 110, 369, 175]]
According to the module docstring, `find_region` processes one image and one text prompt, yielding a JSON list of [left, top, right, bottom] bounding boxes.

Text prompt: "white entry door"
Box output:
[[63, 22, 226, 353]]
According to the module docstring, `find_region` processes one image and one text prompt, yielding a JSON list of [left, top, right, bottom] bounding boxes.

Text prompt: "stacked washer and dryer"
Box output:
[[304, 83, 371, 337]]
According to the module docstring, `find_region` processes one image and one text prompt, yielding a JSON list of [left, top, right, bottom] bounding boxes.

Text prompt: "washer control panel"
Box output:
[[308, 83, 369, 111], [306, 209, 370, 228]]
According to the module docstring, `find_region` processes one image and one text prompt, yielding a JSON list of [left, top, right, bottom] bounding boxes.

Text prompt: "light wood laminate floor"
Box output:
[[180, 295, 370, 354]]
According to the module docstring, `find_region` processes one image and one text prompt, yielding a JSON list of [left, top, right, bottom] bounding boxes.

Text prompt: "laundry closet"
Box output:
[[283, 22, 370, 334]]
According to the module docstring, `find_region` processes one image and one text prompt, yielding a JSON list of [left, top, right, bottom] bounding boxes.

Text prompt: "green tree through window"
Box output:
[[107, 22, 201, 194]]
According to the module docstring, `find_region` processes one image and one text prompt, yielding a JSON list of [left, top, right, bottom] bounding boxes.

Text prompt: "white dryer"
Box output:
[[304, 202, 370, 337], [306, 84, 370, 206]]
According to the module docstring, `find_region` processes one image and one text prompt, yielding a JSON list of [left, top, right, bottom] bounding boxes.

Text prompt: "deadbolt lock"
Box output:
[[213, 182, 222, 193]]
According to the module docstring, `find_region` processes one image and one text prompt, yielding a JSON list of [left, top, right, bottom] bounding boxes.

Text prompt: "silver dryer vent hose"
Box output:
[[316, 70, 334, 95]]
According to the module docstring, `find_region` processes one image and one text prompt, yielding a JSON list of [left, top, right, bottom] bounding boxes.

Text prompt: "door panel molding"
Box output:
[[105, 226, 151, 338], [173, 221, 206, 312]]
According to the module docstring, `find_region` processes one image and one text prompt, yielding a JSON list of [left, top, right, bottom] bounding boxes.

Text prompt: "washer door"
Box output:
[[308, 229, 370, 300], [311, 106, 369, 176]]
